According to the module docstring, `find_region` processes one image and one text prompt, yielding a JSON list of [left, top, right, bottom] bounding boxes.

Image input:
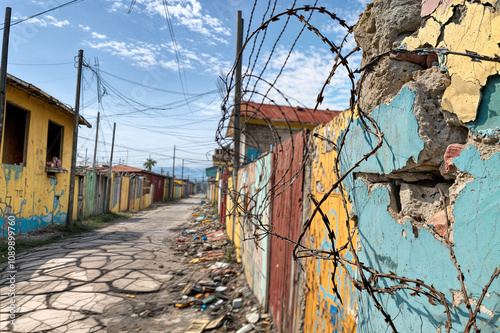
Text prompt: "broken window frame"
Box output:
[[46, 120, 64, 164], [1, 102, 30, 166]]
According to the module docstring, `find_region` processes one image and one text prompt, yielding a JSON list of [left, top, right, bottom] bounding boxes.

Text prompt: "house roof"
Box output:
[[7, 74, 92, 128], [226, 101, 341, 137], [241, 101, 341, 124], [111, 164, 143, 173], [109, 164, 173, 179]]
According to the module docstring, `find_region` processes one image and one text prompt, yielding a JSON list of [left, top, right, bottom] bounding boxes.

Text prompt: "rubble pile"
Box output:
[[170, 201, 275, 333]]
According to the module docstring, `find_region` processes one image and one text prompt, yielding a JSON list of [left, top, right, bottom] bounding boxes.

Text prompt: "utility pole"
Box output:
[[181, 159, 184, 197], [92, 111, 100, 171], [171, 145, 176, 201], [85, 148, 88, 167], [67, 49, 84, 226], [172, 145, 176, 179], [232, 10, 243, 241], [106, 122, 116, 212], [0, 7, 12, 147]]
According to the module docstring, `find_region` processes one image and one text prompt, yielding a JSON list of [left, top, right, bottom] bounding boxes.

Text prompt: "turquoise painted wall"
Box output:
[[249, 153, 272, 306], [338, 86, 500, 331], [467, 75, 500, 139]]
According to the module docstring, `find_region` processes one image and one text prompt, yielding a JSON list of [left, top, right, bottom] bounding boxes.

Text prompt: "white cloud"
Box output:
[[79, 24, 91, 32], [91, 32, 108, 39], [84, 40, 159, 68], [84, 37, 230, 75], [107, 1, 128, 13], [25, 15, 70, 27], [137, 0, 230, 42], [247, 46, 358, 111]]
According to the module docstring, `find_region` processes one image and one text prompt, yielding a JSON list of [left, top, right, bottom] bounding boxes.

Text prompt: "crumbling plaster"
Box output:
[[348, 0, 500, 331], [403, 0, 500, 123]]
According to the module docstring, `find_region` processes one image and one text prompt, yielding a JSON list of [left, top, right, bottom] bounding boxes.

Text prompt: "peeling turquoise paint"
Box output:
[[3, 164, 23, 183], [2, 212, 67, 236], [336, 86, 499, 331], [352, 144, 500, 332], [354, 181, 453, 332], [467, 75, 500, 139], [248, 153, 272, 306], [339, 86, 424, 213], [338, 87, 423, 193], [452, 145, 500, 326]]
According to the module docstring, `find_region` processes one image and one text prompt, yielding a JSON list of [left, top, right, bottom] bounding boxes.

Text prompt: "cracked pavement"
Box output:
[[0, 195, 211, 332]]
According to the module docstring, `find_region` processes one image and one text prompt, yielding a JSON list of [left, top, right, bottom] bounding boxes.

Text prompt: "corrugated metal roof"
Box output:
[[7, 73, 92, 128], [241, 101, 341, 124]]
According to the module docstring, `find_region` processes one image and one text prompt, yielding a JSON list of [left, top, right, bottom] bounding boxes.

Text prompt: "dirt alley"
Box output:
[[0, 195, 273, 333]]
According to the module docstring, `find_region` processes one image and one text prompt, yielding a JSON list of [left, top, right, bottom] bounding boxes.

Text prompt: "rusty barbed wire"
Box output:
[[217, 4, 500, 333]]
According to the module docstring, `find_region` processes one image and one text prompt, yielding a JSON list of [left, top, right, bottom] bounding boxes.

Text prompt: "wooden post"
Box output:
[[0, 7, 11, 147], [106, 122, 116, 212], [232, 10, 243, 241], [92, 112, 100, 171], [181, 159, 184, 197], [67, 49, 83, 226]]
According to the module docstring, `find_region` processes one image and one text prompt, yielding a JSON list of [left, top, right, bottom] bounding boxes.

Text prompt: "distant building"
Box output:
[[1, 74, 91, 235], [226, 101, 340, 163], [212, 144, 232, 166], [110, 164, 173, 203]]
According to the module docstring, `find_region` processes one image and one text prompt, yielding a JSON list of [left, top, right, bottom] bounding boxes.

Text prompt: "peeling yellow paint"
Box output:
[[225, 176, 242, 263], [404, 18, 442, 48], [1, 83, 76, 233], [403, 0, 500, 122], [304, 111, 357, 333]]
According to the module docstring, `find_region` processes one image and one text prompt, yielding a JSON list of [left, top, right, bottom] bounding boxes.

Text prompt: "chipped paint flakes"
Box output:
[[404, 1, 500, 122]]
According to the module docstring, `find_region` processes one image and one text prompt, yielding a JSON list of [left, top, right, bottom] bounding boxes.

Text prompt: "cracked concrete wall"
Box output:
[[403, 0, 500, 126], [348, 0, 500, 331]]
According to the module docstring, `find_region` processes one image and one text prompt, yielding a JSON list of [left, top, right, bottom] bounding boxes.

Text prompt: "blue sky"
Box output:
[[2, 0, 370, 180]]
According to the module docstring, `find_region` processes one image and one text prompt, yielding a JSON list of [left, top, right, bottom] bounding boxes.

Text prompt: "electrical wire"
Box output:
[[0, 0, 85, 30]]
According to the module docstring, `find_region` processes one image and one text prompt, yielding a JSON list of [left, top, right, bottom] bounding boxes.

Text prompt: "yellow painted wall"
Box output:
[[141, 188, 151, 209], [304, 111, 357, 333], [226, 176, 234, 242], [0, 84, 76, 235], [225, 175, 242, 263], [134, 188, 140, 211], [402, 0, 500, 122], [120, 176, 129, 211]]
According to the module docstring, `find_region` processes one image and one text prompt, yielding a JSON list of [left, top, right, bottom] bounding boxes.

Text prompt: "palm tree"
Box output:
[[143, 157, 157, 171]]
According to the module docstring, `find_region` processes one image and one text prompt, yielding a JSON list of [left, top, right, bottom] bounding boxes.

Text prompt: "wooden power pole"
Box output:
[[92, 112, 100, 171], [106, 122, 116, 212], [232, 10, 243, 241], [67, 49, 84, 226], [0, 7, 11, 148]]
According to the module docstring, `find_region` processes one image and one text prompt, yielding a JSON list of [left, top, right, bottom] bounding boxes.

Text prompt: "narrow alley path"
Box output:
[[0, 195, 219, 332]]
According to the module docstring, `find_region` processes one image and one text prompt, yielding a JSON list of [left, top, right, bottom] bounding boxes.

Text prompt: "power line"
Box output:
[[99, 69, 214, 96], [8, 61, 74, 66], [0, 0, 85, 30]]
